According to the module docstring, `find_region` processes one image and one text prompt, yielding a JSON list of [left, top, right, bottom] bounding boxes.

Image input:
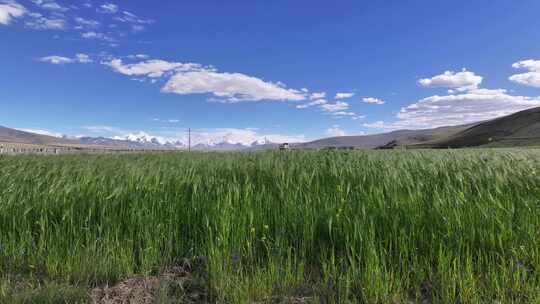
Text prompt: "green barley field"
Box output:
[[1, 150, 539, 303]]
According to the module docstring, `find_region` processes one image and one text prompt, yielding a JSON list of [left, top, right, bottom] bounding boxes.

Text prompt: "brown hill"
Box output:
[[0, 126, 78, 146], [298, 106, 540, 149]]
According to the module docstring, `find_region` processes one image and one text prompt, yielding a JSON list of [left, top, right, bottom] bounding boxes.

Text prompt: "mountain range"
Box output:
[[0, 127, 276, 151], [2, 106, 540, 151]]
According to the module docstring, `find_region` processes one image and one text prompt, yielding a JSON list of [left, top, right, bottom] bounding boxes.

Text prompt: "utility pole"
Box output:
[[188, 128, 191, 152]]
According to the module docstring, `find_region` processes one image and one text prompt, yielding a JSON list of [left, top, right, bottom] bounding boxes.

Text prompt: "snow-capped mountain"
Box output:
[[78, 133, 278, 151]]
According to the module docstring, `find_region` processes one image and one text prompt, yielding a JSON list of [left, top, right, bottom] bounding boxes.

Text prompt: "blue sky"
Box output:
[[1, 0, 540, 144]]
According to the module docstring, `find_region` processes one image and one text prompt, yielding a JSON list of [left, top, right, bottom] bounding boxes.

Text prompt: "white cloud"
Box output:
[[104, 57, 307, 102], [17, 128, 63, 137], [30, 0, 67, 11], [362, 121, 388, 129], [512, 59, 540, 71], [81, 31, 115, 42], [127, 54, 149, 59], [418, 69, 482, 92], [131, 24, 144, 32], [114, 11, 153, 24], [296, 99, 327, 109], [363, 88, 540, 130], [104, 58, 203, 78], [41, 1, 68, 12], [39, 53, 92, 64], [296, 98, 363, 120], [310, 92, 326, 100], [74, 16, 99, 29], [362, 97, 385, 105], [0, 1, 26, 25], [98, 3, 118, 14], [335, 92, 355, 99], [153, 118, 180, 123], [326, 125, 346, 137], [25, 13, 65, 30], [509, 59, 540, 88], [331, 111, 358, 117], [83, 125, 116, 133], [320, 101, 349, 112], [163, 70, 306, 102], [39, 55, 73, 64], [75, 53, 92, 63]]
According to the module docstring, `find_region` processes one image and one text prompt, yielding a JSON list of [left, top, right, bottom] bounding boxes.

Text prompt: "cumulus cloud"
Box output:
[[320, 101, 349, 112], [103, 58, 203, 78], [296, 99, 327, 109], [418, 69, 482, 92], [0, 1, 26, 25], [509, 59, 540, 88], [163, 70, 306, 102], [362, 97, 385, 105], [104, 57, 307, 102], [363, 88, 540, 130], [296, 97, 363, 119], [310, 92, 326, 100], [335, 92, 355, 99], [318, 101, 364, 119], [39, 53, 92, 64], [326, 125, 346, 137]]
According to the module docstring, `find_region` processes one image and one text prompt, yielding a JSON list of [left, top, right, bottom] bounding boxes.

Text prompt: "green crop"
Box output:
[[0, 150, 539, 303]]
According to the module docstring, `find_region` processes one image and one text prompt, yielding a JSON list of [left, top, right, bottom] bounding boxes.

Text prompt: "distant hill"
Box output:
[[0, 126, 78, 146], [297, 106, 540, 149], [415, 106, 540, 148], [295, 124, 472, 150]]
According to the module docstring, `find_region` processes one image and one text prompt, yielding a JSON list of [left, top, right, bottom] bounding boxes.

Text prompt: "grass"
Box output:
[[0, 150, 539, 303]]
